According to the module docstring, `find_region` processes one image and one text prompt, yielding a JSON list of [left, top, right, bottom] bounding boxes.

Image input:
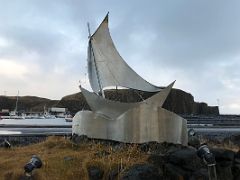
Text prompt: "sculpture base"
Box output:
[[72, 105, 188, 145]]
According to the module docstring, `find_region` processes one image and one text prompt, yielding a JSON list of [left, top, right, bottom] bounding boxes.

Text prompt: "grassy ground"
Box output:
[[1, 136, 239, 180], [199, 136, 240, 152], [0, 136, 148, 180]]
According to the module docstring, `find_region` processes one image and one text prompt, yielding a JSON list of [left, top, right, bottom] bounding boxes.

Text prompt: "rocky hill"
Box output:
[[0, 88, 219, 115], [0, 96, 57, 113], [56, 88, 219, 115]]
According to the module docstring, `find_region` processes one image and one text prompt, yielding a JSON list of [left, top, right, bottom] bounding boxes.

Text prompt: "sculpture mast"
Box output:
[[87, 22, 105, 98]]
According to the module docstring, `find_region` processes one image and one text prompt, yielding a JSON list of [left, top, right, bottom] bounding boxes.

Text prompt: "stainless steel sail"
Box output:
[[80, 86, 136, 119], [80, 81, 174, 119], [73, 80, 188, 145], [88, 14, 162, 94]]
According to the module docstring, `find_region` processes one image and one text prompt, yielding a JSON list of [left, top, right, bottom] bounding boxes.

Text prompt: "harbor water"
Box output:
[[0, 118, 72, 135]]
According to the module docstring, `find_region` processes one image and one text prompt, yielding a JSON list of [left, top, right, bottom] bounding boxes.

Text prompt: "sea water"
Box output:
[[0, 118, 72, 135], [0, 118, 70, 125]]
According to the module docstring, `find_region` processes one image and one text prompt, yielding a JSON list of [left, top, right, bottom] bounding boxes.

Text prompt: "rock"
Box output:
[[232, 164, 240, 180], [108, 169, 118, 180], [148, 149, 209, 179], [139, 143, 150, 153], [165, 144, 185, 154], [64, 156, 73, 162], [216, 166, 233, 180], [121, 164, 162, 180], [234, 174, 240, 180], [208, 148, 235, 180], [148, 154, 166, 168], [140, 141, 185, 155], [19, 175, 34, 180], [72, 134, 89, 144], [168, 148, 203, 171], [234, 150, 240, 162], [232, 151, 240, 179], [88, 166, 104, 180], [235, 158, 240, 164], [229, 134, 240, 145], [148, 146, 237, 180], [108, 166, 122, 180], [94, 150, 110, 158], [93, 139, 116, 146], [164, 163, 189, 179], [112, 143, 127, 152], [211, 148, 235, 167], [189, 168, 208, 180], [138, 141, 157, 152]]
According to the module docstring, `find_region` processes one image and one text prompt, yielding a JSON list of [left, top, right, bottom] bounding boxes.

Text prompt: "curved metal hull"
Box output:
[[72, 105, 188, 145]]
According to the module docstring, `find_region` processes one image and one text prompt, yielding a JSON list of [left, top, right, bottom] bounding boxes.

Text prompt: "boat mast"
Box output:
[[87, 22, 105, 98]]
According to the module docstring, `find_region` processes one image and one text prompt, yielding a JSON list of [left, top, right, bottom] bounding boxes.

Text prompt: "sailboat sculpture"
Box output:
[[73, 13, 188, 145]]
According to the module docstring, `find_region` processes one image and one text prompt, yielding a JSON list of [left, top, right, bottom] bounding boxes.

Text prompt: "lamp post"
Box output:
[[197, 144, 217, 180], [188, 129, 200, 148], [24, 155, 42, 177]]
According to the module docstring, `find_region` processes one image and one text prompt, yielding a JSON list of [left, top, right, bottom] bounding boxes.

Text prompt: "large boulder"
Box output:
[[211, 148, 236, 180], [121, 164, 162, 180], [87, 166, 104, 180], [148, 147, 207, 179], [211, 148, 235, 166], [164, 163, 189, 179], [168, 148, 203, 171], [224, 134, 240, 146]]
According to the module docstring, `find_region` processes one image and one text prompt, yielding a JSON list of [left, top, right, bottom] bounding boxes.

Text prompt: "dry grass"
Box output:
[[199, 137, 240, 152], [0, 136, 148, 180], [1, 136, 238, 180], [206, 141, 240, 152]]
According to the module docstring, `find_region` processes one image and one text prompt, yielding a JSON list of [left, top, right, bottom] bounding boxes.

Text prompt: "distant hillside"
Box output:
[[56, 88, 219, 115], [0, 96, 57, 112], [0, 88, 219, 115]]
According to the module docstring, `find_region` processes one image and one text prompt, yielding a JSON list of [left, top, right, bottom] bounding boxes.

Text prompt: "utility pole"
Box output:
[[217, 99, 220, 114], [15, 90, 19, 113]]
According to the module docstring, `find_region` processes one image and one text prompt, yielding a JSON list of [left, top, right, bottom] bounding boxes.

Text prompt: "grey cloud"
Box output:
[[107, 1, 240, 68], [0, 0, 239, 113]]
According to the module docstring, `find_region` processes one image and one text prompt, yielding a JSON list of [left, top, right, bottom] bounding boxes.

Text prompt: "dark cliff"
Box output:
[[163, 89, 219, 115], [0, 88, 219, 115], [56, 88, 219, 115]]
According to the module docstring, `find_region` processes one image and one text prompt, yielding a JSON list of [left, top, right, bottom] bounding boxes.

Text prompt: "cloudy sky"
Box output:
[[0, 0, 239, 114]]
